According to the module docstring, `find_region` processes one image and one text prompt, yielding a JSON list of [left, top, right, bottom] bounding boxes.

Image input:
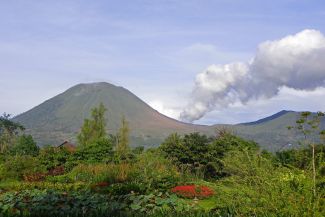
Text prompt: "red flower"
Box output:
[[171, 185, 214, 198]]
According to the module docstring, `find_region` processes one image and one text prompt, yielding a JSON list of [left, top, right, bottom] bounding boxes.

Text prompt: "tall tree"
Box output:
[[116, 116, 130, 159], [77, 103, 107, 146], [0, 113, 25, 153], [290, 111, 325, 198]]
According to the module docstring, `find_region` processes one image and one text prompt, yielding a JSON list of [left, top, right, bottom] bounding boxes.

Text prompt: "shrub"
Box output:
[[9, 134, 39, 156], [0, 155, 45, 180], [160, 132, 258, 179], [108, 182, 146, 195], [38, 146, 74, 171], [215, 149, 325, 216], [74, 137, 114, 163], [134, 151, 181, 191]]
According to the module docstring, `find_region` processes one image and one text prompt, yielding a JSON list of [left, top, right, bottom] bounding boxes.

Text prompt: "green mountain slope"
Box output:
[[13, 82, 211, 147], [13, 82, 324, 151], [232, 110, 325, 152]]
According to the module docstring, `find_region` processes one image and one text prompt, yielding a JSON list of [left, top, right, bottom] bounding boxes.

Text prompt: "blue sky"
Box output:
[[1, 0, 325, 124]]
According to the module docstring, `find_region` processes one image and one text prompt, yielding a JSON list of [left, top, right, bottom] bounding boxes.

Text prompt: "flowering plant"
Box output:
[[171, 185, 214, 198]]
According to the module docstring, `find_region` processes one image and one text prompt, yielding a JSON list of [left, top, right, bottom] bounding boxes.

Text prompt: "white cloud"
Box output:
[[148, 100, 181, 120], [196, 87, 325, 125], [181, 29, 325, 122]]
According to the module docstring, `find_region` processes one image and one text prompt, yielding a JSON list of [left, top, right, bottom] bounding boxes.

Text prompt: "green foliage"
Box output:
[[160, 132, 258, 179], [77, 103, 107, 146], [0, 189, 217, 217], [0, 113, 25, 153], [0, 180, 87, 192], [160, 133, 209, 165], [126, 192, 191, 214], [38, 146, 74, 171], [276, 144, 325, 170], [108, 182, 147, 195], [292, 111, 324, 141], [0, 116, 324, 217], [62, 163, 138, 184], [0, 189, 122, 217], [9, 134, 39, 156], [75, 137, 114, 163], [132, 146, 144, 155], [0, 155, 45, 180], [134, 151, 181, 191], [116, 116, 130, 161], [215, 148, 325, 216], [289, 111, 325, 198]]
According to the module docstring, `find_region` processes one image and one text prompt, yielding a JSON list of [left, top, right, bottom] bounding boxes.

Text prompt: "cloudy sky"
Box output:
[[1, 0, 325, 125]]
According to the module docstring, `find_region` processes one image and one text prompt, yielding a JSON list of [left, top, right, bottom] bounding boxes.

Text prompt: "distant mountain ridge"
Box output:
[[13, 82, 324, 151], [240, 110, 293, 126]]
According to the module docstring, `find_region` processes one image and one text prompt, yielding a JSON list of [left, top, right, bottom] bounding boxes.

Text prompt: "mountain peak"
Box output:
[[71, 82, 121, 90], [240, 110, 294, 126], [14, 82, 208, 147]]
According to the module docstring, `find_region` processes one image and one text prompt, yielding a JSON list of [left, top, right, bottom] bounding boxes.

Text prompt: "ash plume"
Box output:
[[180, 29, 325, 122]]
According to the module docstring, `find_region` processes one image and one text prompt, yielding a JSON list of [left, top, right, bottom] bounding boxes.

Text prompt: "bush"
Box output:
[[0, 155, 45, 181], [74, 137, 114, 163], [134, 151, 181, 191], [9, 134, 39, 156], [108, 182, 147, 195], [160, 132, 258, 179], [38, 146, 74, 171], [214, 148, 324, 216]]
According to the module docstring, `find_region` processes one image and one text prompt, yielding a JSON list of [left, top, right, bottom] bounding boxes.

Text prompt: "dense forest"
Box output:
[[0, 104, 324, 217]]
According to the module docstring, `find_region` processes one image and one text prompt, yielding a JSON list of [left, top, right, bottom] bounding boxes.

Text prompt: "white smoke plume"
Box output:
[[180, 29, 325, 122]]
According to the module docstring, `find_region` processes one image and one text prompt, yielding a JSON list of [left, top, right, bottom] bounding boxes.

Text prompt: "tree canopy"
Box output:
[[77, 103, 107, 146], [0, 113, 25, 153]]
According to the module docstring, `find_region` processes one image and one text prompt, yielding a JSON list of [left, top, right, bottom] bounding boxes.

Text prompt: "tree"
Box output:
[[0, 113, 25, 153], [160, 132, 258, 179], [9, 134, 39, 156], [115, 116, 130, 160], [75, 137, 114, 163], [77, 103, 107, 146], [289, 111, 325, 198]]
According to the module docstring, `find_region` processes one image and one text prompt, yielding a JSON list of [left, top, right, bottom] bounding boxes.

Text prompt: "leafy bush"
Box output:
[[38, 146, 74, 171], [276, 144, 325, 170], [214, 148, 325, 216], [9, 135, 39, 156], [0, 155, 45, 181], [108, 182, 147, 195], [134, 151, 181, 191], [0, 189, 217, 217], [0, 189, 123, 217], [126, 192, 191, 214], [74, 137, 114, 163], [160, 132, 258, 179]]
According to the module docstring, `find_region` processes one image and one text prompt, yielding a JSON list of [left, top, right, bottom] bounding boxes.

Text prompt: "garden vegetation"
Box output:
[[0, 105, 324, 217]]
